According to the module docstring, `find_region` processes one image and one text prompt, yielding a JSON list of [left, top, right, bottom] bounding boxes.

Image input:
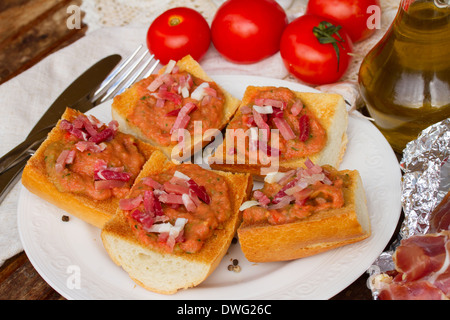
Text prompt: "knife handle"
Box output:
[[0, 128, 49, 174], [0, 155, 30, 204]]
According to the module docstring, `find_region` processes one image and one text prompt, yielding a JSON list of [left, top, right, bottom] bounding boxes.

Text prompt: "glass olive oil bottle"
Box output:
[[359, 0, 450, 153]]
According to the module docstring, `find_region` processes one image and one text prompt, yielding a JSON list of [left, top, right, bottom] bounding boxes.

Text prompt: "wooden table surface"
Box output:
[[0, 0, 402, 301]]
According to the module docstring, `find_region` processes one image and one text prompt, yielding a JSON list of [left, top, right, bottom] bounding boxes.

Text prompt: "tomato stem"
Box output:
[[169, 16, 182, 26], [312, 21, 346, 72]]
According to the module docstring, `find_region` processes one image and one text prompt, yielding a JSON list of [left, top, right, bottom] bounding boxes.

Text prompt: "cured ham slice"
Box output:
[[253, 190, 270, 207], [272, 117, 296, 140], [298, 115, 310, 142], [394, 233, 448, 281], [430, 191, 450, 233], [55, 149, 76, 173], [377, 231, 450, 300], [378, 280, 448, 300], [255, 98, 287, 110], [60, 115, 118, 144], [170, 102, 197, 134]]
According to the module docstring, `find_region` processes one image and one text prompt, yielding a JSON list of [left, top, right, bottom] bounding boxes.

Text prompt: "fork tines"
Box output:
[[92, 45, 160, 104]]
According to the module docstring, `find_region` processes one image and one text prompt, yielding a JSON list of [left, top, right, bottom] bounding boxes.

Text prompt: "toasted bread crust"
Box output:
[[101, 150, 253, 294], [209, 87, 348, 179], [111, 55, 241, 160], [237, 170, 371, 262], [21, 108, 156, 228]]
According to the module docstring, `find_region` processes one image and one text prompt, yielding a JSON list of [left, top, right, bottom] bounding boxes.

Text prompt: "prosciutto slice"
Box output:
[[255, 98, 287, 110], [394, 233, 449, 282], [272, 117, 295, 140], [170, 102, 197, 134], [430, 191, 450, 233], [378, 231, 450, 300], [55, 149, 76, 173], [60, 115, 118, 144]]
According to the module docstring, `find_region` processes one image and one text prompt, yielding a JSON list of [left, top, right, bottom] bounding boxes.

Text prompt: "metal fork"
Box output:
[[84, 44, 160, 107], [0, 45, 159, 203]]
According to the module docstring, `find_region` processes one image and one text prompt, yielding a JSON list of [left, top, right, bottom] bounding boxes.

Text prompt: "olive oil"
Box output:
[[359, 0, 450, 153]]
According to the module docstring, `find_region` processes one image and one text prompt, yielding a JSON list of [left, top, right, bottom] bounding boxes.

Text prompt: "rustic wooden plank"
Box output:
[[0, 252, 64, 300], [0, 0, 63, 44], [0, 0, 32, 13], [0, 0, 86, 84]]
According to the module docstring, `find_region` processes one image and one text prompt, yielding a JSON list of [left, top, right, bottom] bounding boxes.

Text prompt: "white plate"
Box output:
[[17, 75, 401, 300]]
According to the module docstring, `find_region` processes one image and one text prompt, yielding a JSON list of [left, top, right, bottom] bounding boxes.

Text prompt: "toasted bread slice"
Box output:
[[101, 151, 253, 294], [237, 168, 370, 262], [209, 86, 348, 179], [21, 108, 156, 228], [111, 55, 241, 161]]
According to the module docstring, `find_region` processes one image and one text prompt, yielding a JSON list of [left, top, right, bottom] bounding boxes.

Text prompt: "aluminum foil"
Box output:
[[400, 117, 450, 237], [367, 117, 450, 299]]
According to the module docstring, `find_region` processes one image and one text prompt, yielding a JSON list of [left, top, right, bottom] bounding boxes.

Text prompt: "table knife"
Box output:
[[0, 54, 121, 203]]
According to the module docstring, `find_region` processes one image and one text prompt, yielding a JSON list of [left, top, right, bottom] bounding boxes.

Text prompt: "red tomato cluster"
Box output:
[[146, 0, 380, 85]]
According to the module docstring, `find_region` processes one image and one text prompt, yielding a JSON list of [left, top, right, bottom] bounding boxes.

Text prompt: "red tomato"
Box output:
[[306, 0, 380, 42], [146, 7, 211, 65], [280, 14, 353, 85], [211, 0, 288, 64]]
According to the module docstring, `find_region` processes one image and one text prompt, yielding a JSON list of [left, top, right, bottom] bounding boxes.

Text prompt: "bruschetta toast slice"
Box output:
[[22, 108, 156, 228], [111, 55, 241, 162], [209, 86, 348, 179], [237, 160, 370, 262], [101, 150, 252, 294]]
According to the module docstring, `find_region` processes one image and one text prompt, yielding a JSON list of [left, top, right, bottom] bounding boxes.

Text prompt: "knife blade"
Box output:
[[28, 54, 121, 137], [0, 54, 121, 203], [0, 54, 121, 174]]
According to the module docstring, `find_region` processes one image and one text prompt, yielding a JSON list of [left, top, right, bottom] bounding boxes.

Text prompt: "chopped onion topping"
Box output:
[[181, 86, 190, 98], [164, 60, 177, 74], [190, 82, 210, 101], [264, 171, 287, 184], [239, 200, 259, 211], [182, 194, 197, 212], [173, 170, 191, 180], [145, 217, 187, 236], [267, 195, 295, 209], [252, 105, 273, 114], [291, 99, 303, 116], [249, 127, 259, 151]]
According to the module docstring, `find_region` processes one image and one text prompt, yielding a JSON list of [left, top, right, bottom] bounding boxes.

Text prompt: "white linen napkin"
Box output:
[[0, 0, 401, 266]]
